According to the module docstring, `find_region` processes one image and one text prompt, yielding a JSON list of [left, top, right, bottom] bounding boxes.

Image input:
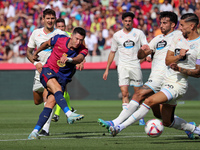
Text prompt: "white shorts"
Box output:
[[34, 51, 51, 80], [144, 77, 163, 93], [32, 51, 51, 92], [160, 82, 187, 105], [117, 65, 143, 87], [32, 78, 44, 92]]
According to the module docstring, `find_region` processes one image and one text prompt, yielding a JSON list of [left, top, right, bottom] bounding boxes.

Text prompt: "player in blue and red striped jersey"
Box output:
[[28, 27, 88, 140]]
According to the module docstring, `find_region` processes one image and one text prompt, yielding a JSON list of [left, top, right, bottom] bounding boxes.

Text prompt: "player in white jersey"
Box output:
[[26, 9, 69, 136], [98, 11, 182, 132], [109, 13, 200, 139], [101, 12, 147, 126]]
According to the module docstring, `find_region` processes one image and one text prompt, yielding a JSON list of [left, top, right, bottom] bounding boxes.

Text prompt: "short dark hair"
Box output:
[[73, 27, 86, 37], [122, 12, 135, 20], [181, 13, 199, 27], [43, 8, 56, 18], [160, 11, 178, 26], [56, 18, 65, 26]]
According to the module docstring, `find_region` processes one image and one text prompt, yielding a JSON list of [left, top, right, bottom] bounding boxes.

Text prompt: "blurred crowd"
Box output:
[[0, 0, 200, 63]]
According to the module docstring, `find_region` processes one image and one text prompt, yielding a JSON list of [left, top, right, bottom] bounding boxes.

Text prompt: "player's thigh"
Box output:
[[46, 78, 63, 94], [144, 91, 168, 107], [117, 66, 129, 86], [132, 85, 154, 103], [144, 77, 163, 93], [160, 104, 176, 126], [129, 68, 143, 87], [161, 82, 187, 105]]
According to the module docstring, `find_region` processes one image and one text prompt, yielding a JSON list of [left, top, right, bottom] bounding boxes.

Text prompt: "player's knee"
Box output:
[[122, 91, 129, 98], [132, 90, 145, 102], [143, 97, 155, 107]]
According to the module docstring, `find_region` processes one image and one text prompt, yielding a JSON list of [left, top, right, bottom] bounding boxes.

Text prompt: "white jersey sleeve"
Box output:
[[139, 30, 148, 46], [111, 34, 118, 52]]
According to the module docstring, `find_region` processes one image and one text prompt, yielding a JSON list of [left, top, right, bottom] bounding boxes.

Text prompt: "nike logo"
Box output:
[[47, 73, 52, 75], [60, 98, 65, 101], [44, 115, 48, 118], [58, 46, 62, 49]]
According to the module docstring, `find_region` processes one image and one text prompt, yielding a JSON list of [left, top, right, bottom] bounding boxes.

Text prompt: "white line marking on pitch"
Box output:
[[0, 135, 188, 142]]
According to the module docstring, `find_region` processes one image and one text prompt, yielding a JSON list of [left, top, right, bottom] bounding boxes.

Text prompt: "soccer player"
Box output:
[[98, 11, 182, 133], [102, 12, 148, 125], [28, 27, 88, 140], [26, 9, 70, 136], [52, 18, 85, 122], [109, 13, 200, 138]]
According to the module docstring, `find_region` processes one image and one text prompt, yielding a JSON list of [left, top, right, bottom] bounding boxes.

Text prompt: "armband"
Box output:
[[67, 57, 73, 63], [196, 59, 200, 65], [34, 61, 40, 66]]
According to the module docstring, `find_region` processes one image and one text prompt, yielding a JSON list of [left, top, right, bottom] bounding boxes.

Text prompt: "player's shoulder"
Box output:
[[170, 30, 182, 37], [54, 28, 69, 36], [30, 27, 43, 35], [132, 28, 145, 34]]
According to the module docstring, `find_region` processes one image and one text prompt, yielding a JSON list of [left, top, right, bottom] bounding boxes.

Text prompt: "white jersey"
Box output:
[[166, 35, 200, 87], [148, 30, 182, 80], [28, 27, 69, 81], [111, 28, 148, 68], [28, 27, 68, 51]]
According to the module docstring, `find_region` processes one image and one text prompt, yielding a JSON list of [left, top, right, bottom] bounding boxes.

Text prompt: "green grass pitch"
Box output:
[[0, 100, 200, 150]]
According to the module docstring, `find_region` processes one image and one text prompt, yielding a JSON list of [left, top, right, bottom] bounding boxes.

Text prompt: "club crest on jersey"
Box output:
[[57, 60, 66, 67], [156, 40, 167, 50], [123, 40, 135, 49]]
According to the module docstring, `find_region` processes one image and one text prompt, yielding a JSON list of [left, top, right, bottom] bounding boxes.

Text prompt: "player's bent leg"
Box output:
[[151, 104, 162, 119], [33, 91, 43, 105], [161, 104, 196, 139], [132, 85, 155, 104]]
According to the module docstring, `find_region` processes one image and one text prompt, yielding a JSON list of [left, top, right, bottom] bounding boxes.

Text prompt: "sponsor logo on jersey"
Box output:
[[123, 40, 135, 49], [156, 40, 167, 50]]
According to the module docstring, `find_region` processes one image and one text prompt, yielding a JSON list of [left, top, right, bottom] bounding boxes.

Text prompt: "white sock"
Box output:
[[42, 103, 54, 133], [122, 103, 128, 110], [193, 127, 200, 135], [65, 110, 72, 117], [33, 129, 38, 133], [171, 116, 195, 132], [113, 100, 140, 126], [119, 103, 150, 129]]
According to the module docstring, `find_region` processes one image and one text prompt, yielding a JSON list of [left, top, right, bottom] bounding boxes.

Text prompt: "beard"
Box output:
[[182, 32, 189, 39]]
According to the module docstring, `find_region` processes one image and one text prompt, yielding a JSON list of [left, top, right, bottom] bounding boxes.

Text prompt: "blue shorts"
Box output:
[[40, 67, 67, 93]]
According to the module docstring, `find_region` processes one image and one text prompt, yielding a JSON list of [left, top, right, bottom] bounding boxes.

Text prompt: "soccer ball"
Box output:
[[145, 119, 164, 138]]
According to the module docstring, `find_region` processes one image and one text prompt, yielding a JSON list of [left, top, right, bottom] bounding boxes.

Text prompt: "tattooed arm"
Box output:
[[26, 47, 35, 64], [170, 63, 200, 78]]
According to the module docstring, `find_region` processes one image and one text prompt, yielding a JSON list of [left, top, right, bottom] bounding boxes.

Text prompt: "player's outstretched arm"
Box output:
[[170, 63, 200, 78]]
